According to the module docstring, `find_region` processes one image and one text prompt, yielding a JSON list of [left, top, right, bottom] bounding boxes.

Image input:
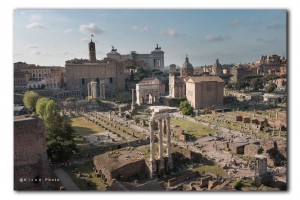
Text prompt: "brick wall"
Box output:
[[14, 115, 50, 190]]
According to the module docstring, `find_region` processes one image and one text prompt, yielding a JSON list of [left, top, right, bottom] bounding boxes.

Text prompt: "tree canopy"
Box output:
[[36, 97, 50, 119], [265, 83, 277, 93], [23, 91, 40, 113], [180, 100, 193, 115], [43, 99, 77, 163]]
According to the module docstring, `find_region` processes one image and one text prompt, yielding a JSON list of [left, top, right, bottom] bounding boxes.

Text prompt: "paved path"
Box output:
[[54, 168, 80, 191]]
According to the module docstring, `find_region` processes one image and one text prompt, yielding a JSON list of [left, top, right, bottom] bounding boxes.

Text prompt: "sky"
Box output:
[[13, 9, 287, 67]]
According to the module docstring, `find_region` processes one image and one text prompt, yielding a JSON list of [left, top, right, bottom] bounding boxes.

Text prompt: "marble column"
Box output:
[[166, 117, 173, 172], [158, 118, 164, 173], [102, 81, 106, 99], [99, 82, 102, 99], [131, 89, 135, 110], [91, 81, 97, 98], [109, 110, 112, 121], [149, 119, 156, 179]]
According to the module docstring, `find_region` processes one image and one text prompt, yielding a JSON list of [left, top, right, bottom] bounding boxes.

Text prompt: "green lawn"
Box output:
[[70, 116, 105, 136], [192, 165, 227, 178], [69, 116, 107, 157], [64, 161, 107, 191], [170, 117, 216, 138]]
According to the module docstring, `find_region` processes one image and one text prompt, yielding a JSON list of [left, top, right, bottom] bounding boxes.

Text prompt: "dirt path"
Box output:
[[54, 168, 80, 191]]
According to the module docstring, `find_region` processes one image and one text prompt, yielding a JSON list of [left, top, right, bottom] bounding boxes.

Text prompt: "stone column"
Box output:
[[109, 110, 112, 121], [158, 118, 164, 175], [131, 89, 135, 111], [102, 81, 106, 99], [99, 82, 103, 99], [166, 116, 173, 172], [275, 111, 278, 119], [163, 118, 166, 135], [149, 119, 156, 179], [91, 81, 97, 99]]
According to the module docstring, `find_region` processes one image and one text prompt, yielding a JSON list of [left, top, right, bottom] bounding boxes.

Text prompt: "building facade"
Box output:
[[65, 40, 125, 97], [169, 56, 194, 98], [185, 76, 224, 109], [136, 77, 165, 105], [106, 44, 164, 68], [229, 64, 257, 83], [13, 62, 64, 89]]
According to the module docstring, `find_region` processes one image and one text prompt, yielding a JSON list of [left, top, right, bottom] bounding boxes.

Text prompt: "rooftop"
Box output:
[[186, 76, 224, 83]]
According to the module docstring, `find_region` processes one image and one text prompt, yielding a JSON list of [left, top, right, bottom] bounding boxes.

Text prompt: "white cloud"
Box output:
[[132, 25, 149, 33], [63, 28, 73, 35], [26, 22, 46, 29], [162, 29, 184, 37], [79, 23, 104, 35], [205, 34, 230, 42], [30, 15, 42, 22]]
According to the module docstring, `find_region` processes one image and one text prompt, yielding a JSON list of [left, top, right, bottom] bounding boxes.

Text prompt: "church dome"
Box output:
[[212, 58, 222, 68], [181, 55, 193, 69]]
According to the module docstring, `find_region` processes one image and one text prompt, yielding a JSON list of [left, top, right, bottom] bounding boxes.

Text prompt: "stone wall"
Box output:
[[244, 144, 263, 157], [111, 159, 149, 184], [14, 115, 50, 190], [167, 171, 199, 187]]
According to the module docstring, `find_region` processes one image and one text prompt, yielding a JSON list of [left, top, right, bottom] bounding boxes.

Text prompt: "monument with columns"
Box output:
[[148, 106, 173, 178], [88, 80, 97, 99]]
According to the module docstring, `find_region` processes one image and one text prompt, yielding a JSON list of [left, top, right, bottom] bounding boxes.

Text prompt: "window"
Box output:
[[82, 78, 85, 85], [110, 77, 113, 83]]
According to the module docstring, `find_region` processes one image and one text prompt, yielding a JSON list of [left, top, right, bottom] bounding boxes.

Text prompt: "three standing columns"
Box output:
[[149, 115, 173, 179]]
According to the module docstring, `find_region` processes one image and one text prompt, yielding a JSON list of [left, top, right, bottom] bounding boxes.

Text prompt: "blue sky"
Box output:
[[13, 9, 286, 67]]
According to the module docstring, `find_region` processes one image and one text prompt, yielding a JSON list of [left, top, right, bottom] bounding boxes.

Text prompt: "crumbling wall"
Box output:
[[244, 144, 263, 157], [14, 116, 50, 190]]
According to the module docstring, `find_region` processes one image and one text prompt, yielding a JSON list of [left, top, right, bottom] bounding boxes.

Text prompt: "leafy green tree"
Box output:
[[42, 100, 77, 163], [23, 91, 39, 113], [44, 100, 62, 129], [265, 83, 277, 93], [180, 100, 193, 115], [46, 135, 77, 163], [36, 97, 50, 119], [250, 78, 264, 91], [233, 82, 242, 91], [233, 179, 243, 190]]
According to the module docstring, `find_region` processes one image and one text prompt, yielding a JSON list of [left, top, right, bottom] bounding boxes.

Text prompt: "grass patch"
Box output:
[[193, 165, 227, 178], [171, 117, 216, 138], [70, 116, 105, 136], [63, 161, 107, 191]]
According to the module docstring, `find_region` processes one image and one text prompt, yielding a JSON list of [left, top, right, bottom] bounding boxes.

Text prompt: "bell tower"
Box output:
[[89, 36, 96, 62]]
